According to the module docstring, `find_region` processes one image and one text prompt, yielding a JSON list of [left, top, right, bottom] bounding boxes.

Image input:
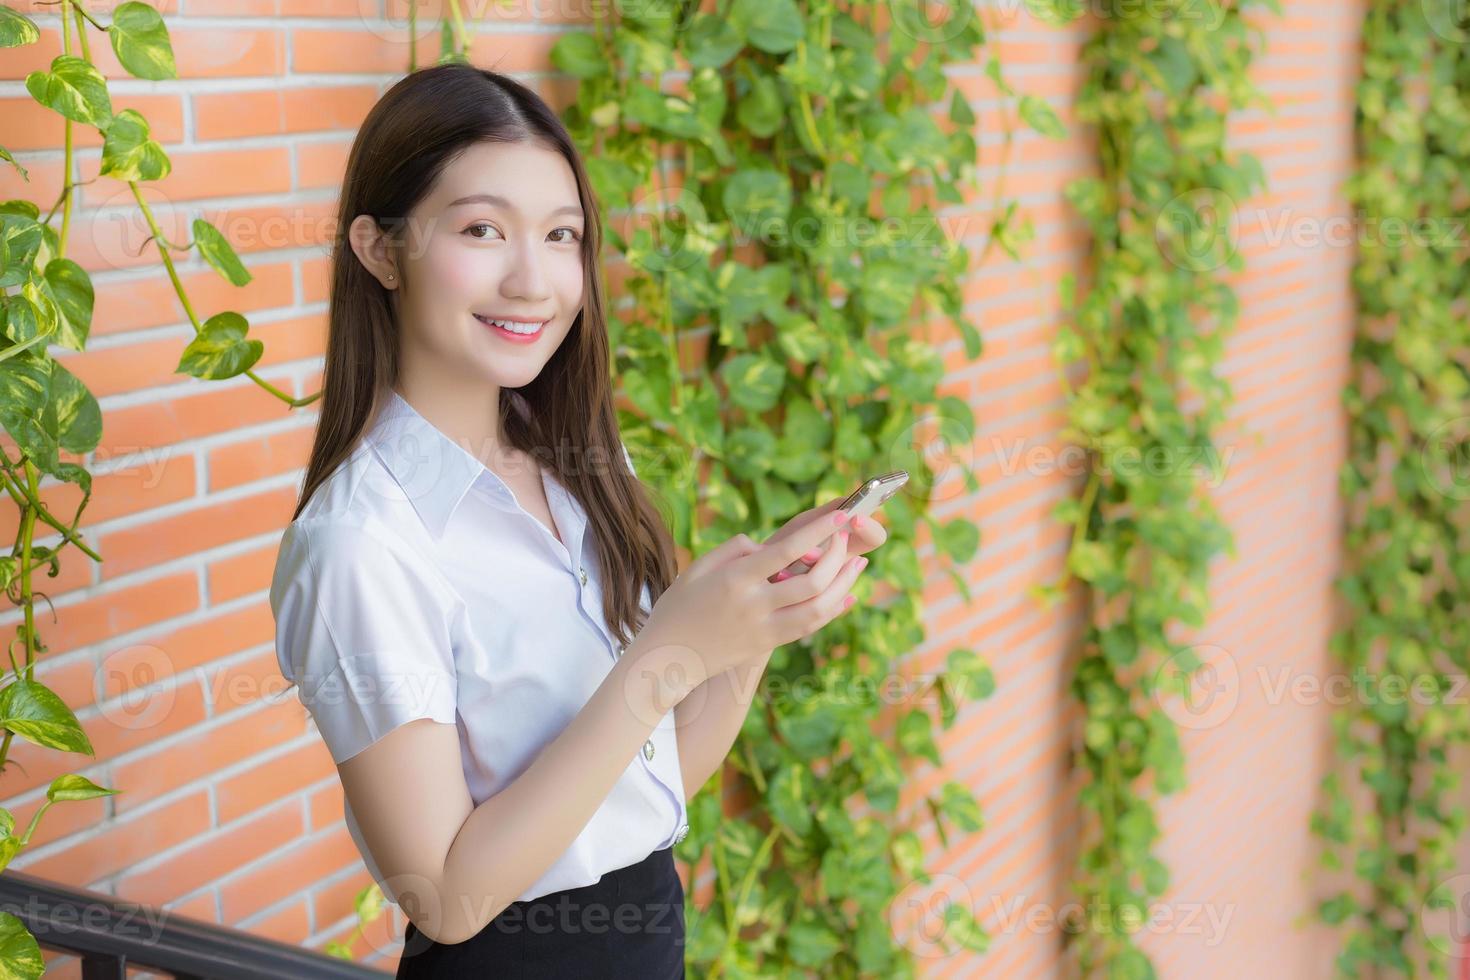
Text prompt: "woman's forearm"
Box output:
[[674, 648, 775, 801], [434, 639, 689, 944]]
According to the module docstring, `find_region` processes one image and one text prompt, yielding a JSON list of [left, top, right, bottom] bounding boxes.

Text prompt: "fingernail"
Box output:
[[855, 557, 868, 570], [832, 510, 850, 526], [852, 515, 863, 530], [804, 548, 822, 562], [844, 594, 856, 609], [774, 569, 791, 581]]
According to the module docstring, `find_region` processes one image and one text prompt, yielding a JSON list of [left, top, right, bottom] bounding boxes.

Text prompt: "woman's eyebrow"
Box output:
[[447, 192, 584, 220]]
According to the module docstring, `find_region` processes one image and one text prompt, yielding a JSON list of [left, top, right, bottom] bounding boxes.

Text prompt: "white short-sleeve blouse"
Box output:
[[268, 388, 688, 903]]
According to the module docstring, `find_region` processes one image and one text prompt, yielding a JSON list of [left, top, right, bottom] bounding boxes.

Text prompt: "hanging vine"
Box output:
[[1311, 3, 1470, 977], [1029, 0, 1276, 976], [551, 0, 1044, 974]]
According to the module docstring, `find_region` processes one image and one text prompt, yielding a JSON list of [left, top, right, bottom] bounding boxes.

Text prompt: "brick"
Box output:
[[94, 483, 299, 580]]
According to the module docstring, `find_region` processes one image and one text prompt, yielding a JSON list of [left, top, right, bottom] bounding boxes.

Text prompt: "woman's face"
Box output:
[[393, 139, 586, 392]]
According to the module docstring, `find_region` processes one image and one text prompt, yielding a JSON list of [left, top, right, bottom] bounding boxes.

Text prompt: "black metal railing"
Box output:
[[0, 867, 392, 979]]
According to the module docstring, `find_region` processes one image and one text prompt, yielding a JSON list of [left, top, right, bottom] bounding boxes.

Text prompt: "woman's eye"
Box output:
[[465, 223, 581, 243]]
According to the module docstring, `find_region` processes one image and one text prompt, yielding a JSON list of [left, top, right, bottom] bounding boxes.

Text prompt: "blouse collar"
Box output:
[[363, 388, 516, 539]]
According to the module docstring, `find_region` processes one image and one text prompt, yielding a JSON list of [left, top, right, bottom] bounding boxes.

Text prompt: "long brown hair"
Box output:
[[291, 63, 675, 649]]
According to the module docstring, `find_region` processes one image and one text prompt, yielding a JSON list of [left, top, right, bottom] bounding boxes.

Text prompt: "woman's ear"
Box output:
[[347, 213, 399, 289]]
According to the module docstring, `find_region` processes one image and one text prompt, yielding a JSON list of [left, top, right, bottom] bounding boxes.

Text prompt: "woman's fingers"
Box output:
[[769, 526, 849, 605], [749, 509, 851, 581], [769, 543, 825, 583], [768, 535, 868, 641]]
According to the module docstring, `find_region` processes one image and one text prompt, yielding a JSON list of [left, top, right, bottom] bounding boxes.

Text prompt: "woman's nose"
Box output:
[[500, 237, 552, 298]]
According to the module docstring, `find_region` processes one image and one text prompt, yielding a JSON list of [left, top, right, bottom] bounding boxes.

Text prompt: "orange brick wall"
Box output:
[[0, 1, 1367, 976]]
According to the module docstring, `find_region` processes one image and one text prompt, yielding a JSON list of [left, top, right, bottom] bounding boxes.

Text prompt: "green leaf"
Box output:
[[942, 901, 991, 953], [984, 56, 1013, 96], [722, 169, 791, 237], [25, 55, 112, 128], [704, 474, 748, 521], [0, 679, 94, 755], [719, 353, 785, 412], [946, 648, 996, 701], [785, 907, 842, 966], [767, 765, 813, 835], [1019, 94, 1065, 139], [99, 108, 171, 182], [948, 88, 975, 126], [110, 2, 177, 80], [43, 258, 92, 350], [48, 773, 117, 803], [729, 0, 803, 54], [1147, 35, 1196, 95], [622, 84, 706, 141], [0, 912, 44, 980], [936, 517, 979, 562], [684, 13, 744, 69], [778, 398, 831, 454], [0, 7, 40, 48], [897, 709, 942, 767], [935, 780, 983, 832], [772, 310, 827, 364], [49, 359, 102, 457], [354, 883, 385, 924], [176, 311, 264, 380], [550, 32, 607, 79], [735, 73, 784, 137], [192, 218, 251, 286], [0, 352, 60, 475], [0, 145, 29, 182]]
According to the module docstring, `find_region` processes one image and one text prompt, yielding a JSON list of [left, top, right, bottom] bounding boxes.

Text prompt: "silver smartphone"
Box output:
[[786, 470, 908, 574]]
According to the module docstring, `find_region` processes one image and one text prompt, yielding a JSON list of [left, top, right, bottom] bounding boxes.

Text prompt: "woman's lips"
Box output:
[[475, 314, 547, 343]]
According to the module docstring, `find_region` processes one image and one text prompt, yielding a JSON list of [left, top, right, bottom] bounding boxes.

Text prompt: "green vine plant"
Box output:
[[548, 0, 1056, 974], [1027, 0, 1276, 977], [1310, 3, 1470, 977], [405, 0, 481, 72], [0, 2, 321, 974]]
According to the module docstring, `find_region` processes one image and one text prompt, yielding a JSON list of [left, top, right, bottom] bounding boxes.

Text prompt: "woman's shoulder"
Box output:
[[273, 509, 447, 586], [294, 438, 411, 523], [273, 445, 460, 606]]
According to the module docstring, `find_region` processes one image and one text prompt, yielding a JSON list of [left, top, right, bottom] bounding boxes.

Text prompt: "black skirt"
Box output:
[[394, 846, 686, 979]]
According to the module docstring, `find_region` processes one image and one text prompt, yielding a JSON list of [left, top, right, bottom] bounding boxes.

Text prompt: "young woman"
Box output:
[[268, 63, 883, 978]]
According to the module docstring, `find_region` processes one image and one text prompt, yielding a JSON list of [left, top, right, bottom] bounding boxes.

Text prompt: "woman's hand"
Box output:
[[762, 496, 888, 582], [632, 513, 868, 702]]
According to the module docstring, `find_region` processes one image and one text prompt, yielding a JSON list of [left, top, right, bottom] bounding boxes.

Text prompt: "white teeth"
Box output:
[[479, 315, 543, 335]]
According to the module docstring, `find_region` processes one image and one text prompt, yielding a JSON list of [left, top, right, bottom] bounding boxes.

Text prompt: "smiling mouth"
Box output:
[[474, 314, 548, 337]]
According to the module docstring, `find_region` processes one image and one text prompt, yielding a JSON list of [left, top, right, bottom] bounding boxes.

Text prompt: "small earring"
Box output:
[[386, 273, 395, 281]]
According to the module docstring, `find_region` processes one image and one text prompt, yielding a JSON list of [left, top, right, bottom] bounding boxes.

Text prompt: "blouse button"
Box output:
[[674, 823, 689, 844], [642, 739, 655, 761], [579, 566, 588, 586]]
